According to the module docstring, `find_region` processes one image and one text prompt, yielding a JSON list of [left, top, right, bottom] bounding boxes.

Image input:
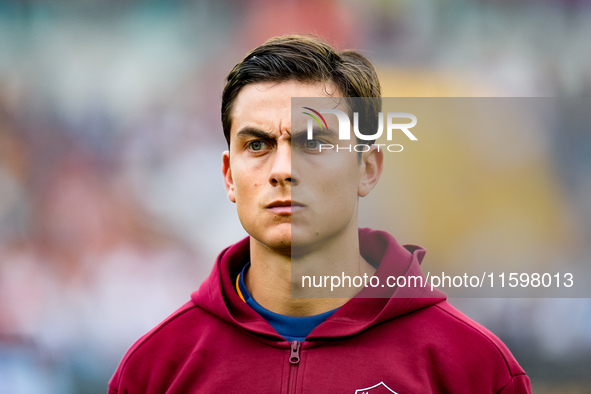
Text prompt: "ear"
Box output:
[[358, 145, 383, 197], [222, 151, 236, 203]]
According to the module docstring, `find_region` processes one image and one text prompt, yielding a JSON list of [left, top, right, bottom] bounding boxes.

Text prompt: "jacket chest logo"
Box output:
[[355, 381, 398, 394]]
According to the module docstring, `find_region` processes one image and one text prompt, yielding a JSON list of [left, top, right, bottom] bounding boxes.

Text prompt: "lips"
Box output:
[[266, 200, 305, 214]]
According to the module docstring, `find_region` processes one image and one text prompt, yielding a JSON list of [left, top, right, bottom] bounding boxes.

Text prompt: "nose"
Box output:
[[269, 142, 295, 186]]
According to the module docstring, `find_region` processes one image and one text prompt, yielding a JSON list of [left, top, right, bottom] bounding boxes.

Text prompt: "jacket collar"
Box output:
[[192, 228, 446, 343]]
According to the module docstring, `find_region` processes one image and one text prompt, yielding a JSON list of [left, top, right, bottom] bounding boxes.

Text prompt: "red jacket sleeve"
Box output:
[[497, 374, 532, 394]]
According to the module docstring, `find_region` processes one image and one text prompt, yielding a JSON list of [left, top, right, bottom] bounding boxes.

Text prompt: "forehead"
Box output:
[[229, 80, 344, 139]]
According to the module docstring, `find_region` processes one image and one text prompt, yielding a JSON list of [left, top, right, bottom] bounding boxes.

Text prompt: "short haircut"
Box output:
[[221, 35, 382, 146]]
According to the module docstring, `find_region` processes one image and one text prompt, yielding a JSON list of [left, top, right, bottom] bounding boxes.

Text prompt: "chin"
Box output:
[[264, 238, 292, 256], [251, 227, 292, 255], [289, 232, 319, 258]]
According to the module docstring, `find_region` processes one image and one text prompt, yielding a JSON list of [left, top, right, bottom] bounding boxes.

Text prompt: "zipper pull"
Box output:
[[289, 340, 301, 365]]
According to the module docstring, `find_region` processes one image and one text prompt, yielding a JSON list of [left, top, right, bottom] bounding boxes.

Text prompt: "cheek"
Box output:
[[232, 159, 268, 194], [234, 175, 263, 203], [315, 176, 358, 210], [323, 162, 361, 193]]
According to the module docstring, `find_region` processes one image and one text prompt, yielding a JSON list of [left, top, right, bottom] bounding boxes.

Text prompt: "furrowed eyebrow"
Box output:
[[235, 127, 276, 140], [291, 128, 338, 140]]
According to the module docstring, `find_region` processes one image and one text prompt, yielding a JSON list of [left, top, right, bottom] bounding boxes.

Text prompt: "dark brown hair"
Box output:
[[221, 35, 382, 145]]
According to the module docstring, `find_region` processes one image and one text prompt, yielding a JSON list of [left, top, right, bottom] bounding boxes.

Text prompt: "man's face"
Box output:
[[223, 80, 380, 256]]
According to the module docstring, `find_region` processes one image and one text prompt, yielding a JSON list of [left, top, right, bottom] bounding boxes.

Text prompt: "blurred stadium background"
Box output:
[[0, 0, 590, 392]]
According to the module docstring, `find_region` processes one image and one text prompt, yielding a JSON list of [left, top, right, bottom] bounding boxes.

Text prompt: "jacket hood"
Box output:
[[191, 228, 446, 343]]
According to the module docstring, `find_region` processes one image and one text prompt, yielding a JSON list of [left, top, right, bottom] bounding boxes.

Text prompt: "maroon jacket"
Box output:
[[109, 228, 531, 393]]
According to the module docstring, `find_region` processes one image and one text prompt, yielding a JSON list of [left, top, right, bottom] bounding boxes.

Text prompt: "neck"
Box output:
[[245, 227, 376, 317]]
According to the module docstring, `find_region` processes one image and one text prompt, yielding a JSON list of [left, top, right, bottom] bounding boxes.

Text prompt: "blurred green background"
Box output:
[[0, 0, 590, 392]]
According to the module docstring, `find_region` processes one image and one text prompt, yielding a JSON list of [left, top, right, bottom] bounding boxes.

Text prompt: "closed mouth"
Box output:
[[266, 200, 305, 214], [266, 200, 304, 209]]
